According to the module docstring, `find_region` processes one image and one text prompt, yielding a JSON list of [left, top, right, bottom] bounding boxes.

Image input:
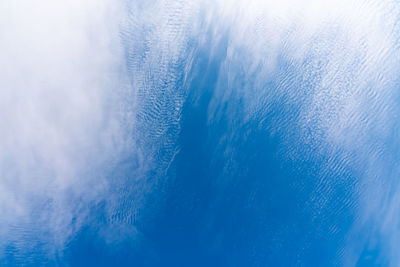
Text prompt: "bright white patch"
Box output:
[[0, 0, 127, 257]]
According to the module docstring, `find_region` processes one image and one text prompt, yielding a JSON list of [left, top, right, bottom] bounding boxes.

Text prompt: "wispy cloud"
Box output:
[[0, 0, 128, 259], [207, 0, 400, 265]]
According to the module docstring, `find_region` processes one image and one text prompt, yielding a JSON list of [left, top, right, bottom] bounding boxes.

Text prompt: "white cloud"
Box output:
[[0, 0, 128, 258]]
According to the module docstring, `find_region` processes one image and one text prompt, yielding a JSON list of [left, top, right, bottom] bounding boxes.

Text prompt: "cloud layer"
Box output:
[[0, 0, 129, 260], [208, 0, 400, 265], [2, 0, 400, 265]]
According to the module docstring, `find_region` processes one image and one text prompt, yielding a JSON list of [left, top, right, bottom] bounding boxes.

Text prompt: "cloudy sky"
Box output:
[[1, 0, 400, 266]]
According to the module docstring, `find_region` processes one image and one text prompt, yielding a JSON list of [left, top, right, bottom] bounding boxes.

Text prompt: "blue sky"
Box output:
[[1, 0, 400, 266]]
